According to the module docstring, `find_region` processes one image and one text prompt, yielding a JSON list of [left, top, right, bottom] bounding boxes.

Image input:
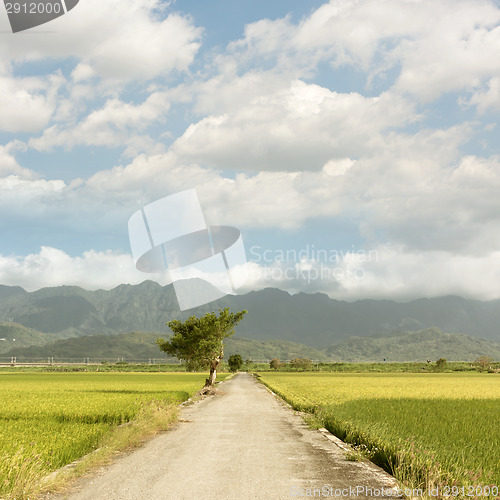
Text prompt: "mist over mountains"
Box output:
[[0, 280, 499, 362]]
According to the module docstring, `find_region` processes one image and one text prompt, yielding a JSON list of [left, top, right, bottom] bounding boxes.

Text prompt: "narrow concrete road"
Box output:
[[52, 373, 399, 500]]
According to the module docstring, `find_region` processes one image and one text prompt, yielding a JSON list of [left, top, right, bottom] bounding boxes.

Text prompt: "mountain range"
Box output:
[[0, 280, 499, 362]]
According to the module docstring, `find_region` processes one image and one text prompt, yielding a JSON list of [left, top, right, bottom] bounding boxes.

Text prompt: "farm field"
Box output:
[[258, 372, 500, 497], [0, 372, 214, 499]]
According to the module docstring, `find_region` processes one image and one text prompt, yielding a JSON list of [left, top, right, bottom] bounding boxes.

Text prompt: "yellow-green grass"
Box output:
[[0, 372, 216, 499], [258, 372, 500, 495]]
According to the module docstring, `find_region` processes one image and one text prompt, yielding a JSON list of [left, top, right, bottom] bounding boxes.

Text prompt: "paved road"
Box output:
[[51, 373, 399, 500]]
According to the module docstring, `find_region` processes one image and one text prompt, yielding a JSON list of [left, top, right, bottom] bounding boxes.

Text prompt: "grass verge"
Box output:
[[0, 400, 178, 500]]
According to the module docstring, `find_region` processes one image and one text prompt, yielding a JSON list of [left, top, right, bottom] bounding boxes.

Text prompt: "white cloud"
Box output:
[[0, 143, 36, 179], [0, 175, 66, 220], [29, 92, 171, 152], [1, 0, 499, 301], [0, 73, 63, 133], [353, 152, 500, 254], [344, 244, 500, 301], [81, 152, 348, 229], [2, 145, 500, 299], [0, 1, 202, 82], [323, 158, 355, 177], [5, 135, 499, 255], [173, 80, 416, 171], [71, 63, 96, 83], [468, 77, 500, 113], [230, 0, 500, 105], [4, 118, 500, 258], [0, 247, 145, 291], [242, 244, 500, 301], [191, 70, 289, 116], [2, 242, 500, 301]]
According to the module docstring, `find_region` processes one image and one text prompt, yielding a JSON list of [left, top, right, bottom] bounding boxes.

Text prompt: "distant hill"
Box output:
[[3, 327, 497, 363], [3, 331, 170, 362], [0, 322, 76, 354], [1, 281, 500, 349], [325, 328, 500, 362], [3, 331, 327, 363]]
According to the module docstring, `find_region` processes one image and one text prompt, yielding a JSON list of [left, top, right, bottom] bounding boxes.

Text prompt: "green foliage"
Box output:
[[435, 357, 447, 370], [157, 308, 247, 367], [269, 358, 281, 371], [224, 337, 327, 361], [184, 359, 209, 372], [474, 356, 494, 372], [227, 354, 244, 372], [289, 358, 312, 371]]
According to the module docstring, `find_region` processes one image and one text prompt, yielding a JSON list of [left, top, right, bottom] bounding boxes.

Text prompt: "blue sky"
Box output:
[[1, 0, 500, 301]]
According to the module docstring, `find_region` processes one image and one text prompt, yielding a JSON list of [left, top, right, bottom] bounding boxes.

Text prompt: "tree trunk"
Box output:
[[204, 357, 220, 388]]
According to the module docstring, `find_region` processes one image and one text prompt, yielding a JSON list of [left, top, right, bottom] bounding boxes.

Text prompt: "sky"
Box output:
[[1, 0, 500, 302]]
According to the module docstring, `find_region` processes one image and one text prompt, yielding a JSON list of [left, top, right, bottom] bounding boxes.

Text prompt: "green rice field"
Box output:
[[258, 372, 500, 497], [0, 372, 211, 499]]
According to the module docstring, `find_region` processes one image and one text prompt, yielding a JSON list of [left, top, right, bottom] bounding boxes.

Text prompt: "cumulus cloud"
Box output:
[[173, 80, 416, 171], [354, 153, 500, 255], [2, 242, 499, 301], [468, 77, 500, 113], [0, 73, 64, 133], [0, 143, 36, 179], [29, 92, 171, 153], [1, 0, 499, 302], [229, 0, 500, 105], [0, 247, 145, 291], [3, 140, 500, 255], [242, 244, 500, 301], [2, 146, 500, 299], [0, 0, 202, 82], [81, 152, 348, 229]]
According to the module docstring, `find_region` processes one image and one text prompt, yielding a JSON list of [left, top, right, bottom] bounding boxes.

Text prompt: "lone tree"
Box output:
[[157, 308, 247, 391], [227, 354, 244, 373]]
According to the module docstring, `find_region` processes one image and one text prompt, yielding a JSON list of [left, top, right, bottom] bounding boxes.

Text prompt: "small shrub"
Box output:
[[290, 358, 313, 371], [270, 359, 281, 371], [436, 358, 447, 370], [474, 356, 494, 372]]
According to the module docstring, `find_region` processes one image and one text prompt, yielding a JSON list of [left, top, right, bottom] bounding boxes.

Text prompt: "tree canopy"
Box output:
[[157, 307, 247, 389], [227, 354, 244, 372]]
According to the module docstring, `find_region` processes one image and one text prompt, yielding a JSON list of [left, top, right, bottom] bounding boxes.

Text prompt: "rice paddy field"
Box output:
[[258, 372, 500, 498], [0, 372, 211, 499]]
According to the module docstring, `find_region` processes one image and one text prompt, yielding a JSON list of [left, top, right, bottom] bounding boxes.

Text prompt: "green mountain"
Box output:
[[1, 281, 500, 350], [0, 322, 76, 354], [223, 289, 500, 346], [325, 328, 500, 362], [3, 331, 168, 362]]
